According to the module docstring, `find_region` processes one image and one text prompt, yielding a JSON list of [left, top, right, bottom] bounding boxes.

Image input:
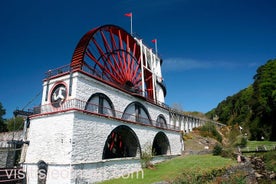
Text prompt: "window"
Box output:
[[122, 102, 151, 125], [156, 114, 167, 128], [85, 93, 115, 116]]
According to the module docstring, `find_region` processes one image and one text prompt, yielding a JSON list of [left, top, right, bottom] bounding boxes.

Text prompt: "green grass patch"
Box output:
[[246, 141, 276, 147], [99, 155, 237, 184], [240, 141, 276, 152]]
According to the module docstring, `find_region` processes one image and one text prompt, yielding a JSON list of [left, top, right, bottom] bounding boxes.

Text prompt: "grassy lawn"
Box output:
[[247, 140, 276, 147], [99, 155, 237, 184], [240, 140, 276, 152]]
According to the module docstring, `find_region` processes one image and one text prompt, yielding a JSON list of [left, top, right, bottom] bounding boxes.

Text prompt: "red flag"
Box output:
[[152, 39, 157, 43], [124, 12, 132, 17]]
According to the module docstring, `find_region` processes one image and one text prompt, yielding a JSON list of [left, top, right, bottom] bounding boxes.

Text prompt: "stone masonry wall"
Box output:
[[71, 111, 181, 183], [72, 111, 181, 164], [0, 131, 23, 168], [24, 71, 182, 183], [25, 113, 74, 164], [24, 110, 181, 183], [74, 73, 170, 123]]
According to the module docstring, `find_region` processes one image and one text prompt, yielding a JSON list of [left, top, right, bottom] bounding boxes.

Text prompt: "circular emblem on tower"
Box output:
[[50, 83, 67, 108]]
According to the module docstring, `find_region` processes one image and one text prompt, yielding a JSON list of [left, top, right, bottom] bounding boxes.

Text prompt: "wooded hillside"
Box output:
[[206, 59, 276, 141]]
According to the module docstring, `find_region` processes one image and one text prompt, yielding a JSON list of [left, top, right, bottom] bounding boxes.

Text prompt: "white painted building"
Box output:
[[22, 25, 183, 183]]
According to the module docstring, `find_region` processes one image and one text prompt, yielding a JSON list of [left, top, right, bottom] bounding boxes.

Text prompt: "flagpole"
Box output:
[[152, 39, 158, 55], [124, 12, 133, 35], [155, 39, 158, 55], [130, 14, 133, 35]]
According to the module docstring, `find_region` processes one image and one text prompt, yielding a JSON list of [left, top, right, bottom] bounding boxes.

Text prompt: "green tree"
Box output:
[[6, 116, 25, 131], [206, 59, 276, 141], [209, 86, 253, 126], [0, 102, 7, 132], [251, 59, 276, 140]]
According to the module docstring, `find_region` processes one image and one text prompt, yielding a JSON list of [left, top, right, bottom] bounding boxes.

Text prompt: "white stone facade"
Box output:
[[20, 24, 221, 183], [23, 70, 182, 183]]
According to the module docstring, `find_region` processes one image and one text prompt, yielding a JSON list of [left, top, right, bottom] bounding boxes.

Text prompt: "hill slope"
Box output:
[[206, 59, 276, 141]]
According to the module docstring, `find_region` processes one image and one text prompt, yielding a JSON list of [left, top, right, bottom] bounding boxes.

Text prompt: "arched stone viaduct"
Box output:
[[169, 109, 225, 133]]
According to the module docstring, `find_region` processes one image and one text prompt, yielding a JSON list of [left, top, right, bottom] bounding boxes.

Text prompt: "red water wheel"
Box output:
[[71, 25, 153, 98]]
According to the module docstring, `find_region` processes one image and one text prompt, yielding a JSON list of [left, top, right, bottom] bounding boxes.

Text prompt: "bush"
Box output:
[[183, 133, 193, 141], [140, 142, 154, 168], [220, 148, 236, 159], [239, 137, 247, 147], [173, 168, 228, 184], [213, 144, 223, 156], [233, 135, 248, 148], [199, 122, 222, 142], [261, 151, 276, 172]]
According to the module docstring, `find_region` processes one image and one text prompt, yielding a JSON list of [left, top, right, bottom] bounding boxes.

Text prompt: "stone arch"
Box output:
[[102, 125, 141, 159], [85, 92, 115, 116], [152, 132, 171, 156], [156, 114, 167, 128], [122, 101, 151, 125]]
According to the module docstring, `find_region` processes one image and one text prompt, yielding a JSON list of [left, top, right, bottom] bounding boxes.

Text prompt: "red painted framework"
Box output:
[[70, 25, 154, 99]]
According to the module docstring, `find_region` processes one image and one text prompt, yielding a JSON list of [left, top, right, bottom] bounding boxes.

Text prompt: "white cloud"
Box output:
[[162, 58, 258, 72], [162, 58, 213, 72], [247, 62, 259, 67]]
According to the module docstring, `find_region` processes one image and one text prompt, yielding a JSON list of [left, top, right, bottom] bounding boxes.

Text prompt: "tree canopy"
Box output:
[[0, 102, 7, 132], [206, 59, 276, 141], [0, 103, 25, 132], [6, 116, 25, 131]]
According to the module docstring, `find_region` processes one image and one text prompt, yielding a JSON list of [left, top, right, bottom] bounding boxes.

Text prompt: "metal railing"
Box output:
[[32, 98, 179, 131], [44, 64, 170, 108], [45, 64, 71, 79], [42, 65, 223, 130]]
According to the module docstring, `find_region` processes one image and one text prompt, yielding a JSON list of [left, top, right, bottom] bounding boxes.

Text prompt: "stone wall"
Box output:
[[0, 131, 23, 168], [24, 109, 181, 183], [0, 148, 8, 168], [71, 111, 181, 163], [24, 113, 74, 164], [24, 71, 182, 183], [72, 158, 142, 183], [74, 72, 171, 123]]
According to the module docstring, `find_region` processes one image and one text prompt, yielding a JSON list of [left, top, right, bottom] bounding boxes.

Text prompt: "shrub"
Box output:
[[261, 151, 276, 172], [183, 133, 193, 141], [174, 168, 227, 184], [233, 135, 248, 148], [213, 144, 223, 156], [220, 148, 236, 159], [140, 142, 154, 168], [239, 137, 247, 147], [199, 122, 222, 142]]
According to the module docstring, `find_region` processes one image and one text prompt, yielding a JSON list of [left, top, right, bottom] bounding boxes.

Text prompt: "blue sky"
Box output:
[[0, 0, 275, 118]]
